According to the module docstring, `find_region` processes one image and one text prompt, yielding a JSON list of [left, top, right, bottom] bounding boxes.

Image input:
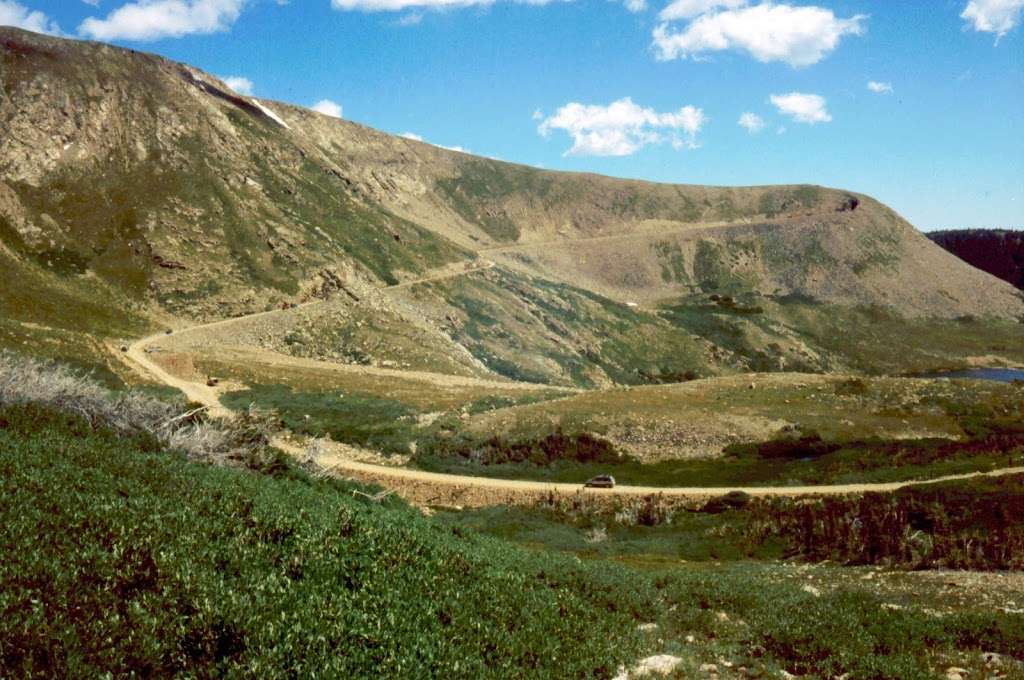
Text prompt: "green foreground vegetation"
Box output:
[[2, 401, 1024, 675], [3, 404, 1024, 678], [0, 405, 646, 677], [2, 349, 1024, 679]]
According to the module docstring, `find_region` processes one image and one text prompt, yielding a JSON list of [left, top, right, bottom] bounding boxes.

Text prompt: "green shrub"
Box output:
[[660, 567, 1024, 679], [222, 385, 418, 455], [0, 404, 652, 678], [745, 475, 1024, 570], [423, 429, 626, 467]]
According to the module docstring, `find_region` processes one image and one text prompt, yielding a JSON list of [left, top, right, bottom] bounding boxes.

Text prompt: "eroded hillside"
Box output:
[[2, 27, 1023, 384]]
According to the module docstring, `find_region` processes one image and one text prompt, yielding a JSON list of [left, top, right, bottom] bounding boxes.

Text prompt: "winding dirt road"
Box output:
[[122, 264, 1024, 506]]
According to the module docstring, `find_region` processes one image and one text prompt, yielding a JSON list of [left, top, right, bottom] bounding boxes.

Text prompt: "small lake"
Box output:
[[922, 368, 1024, 383]]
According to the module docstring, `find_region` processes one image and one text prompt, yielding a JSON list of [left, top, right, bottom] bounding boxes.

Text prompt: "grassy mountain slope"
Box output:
[[431, 161, 1022, 319], [3, 27, 1024, 384], [1, 27, 471, 323]]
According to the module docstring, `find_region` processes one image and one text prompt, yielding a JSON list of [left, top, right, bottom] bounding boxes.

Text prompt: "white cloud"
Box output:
[[653, 2, 866, 68], [961, 0, 1024, 39], [531, 108, 544, 120], [311, 99, 343, 118], [537, 97, 705, 157], [867, 80, 892, 94], [333, 0, 545, 11], [78, 0, 245, 41], [221, 75, 253, 95], [738, 111, 765, 133], [624, 0, 648, 13], [81, 0, 101, 7], [401, 132, 424, 141], [658, 0, 745, 21], [0, 1, 62, 35], [396, 11, 422, 24], [770, 92, 831, 124]]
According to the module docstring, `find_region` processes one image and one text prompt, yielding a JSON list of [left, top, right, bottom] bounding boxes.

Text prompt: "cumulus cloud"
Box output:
[[624, 0, 647, 12], [961, 0, 1024, 39], [221, 75, 254, 95], [867, 80, 892, 94], [659, 0, 745, 21], [79, 0, 246, 41], [312, 99, 344, 118], [0, 1, 62, 35], [652, 2, 866, 68], [401, 132, 425, 141], [770, 92, 831, 124], [537, 97, 705, 157], [331, 0, 560, 11], [738, 111, 765, 133], [83, 0, 247, 41]]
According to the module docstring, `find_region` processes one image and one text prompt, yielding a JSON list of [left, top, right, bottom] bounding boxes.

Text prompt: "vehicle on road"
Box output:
[[584, 475, 616, 489]]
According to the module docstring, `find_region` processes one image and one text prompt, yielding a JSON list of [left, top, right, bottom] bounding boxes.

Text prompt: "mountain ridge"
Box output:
[[2, 26, 1023, 385]]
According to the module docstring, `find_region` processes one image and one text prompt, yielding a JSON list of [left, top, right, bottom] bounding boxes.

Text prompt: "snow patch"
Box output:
[[251, 99, 290, 130]]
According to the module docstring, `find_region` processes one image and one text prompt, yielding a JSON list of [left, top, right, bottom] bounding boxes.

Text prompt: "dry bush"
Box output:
[[0, 352, 280, 468], [0, 353, 177, 432]]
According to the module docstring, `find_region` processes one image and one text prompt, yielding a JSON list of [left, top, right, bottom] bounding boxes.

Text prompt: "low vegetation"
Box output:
[[0, 404, 650, 677], [3, 354, 1024, 678], [416, 420, 1024, 488], [222, 384, 419, 455], [748, 475, 1024, 570], [658, 295, 1024, 375], [219, 380, 570, 457], [424, 429, 625, 466], [651, 565, 1024, 680], [448, 474, 1024, 571], [421, 376, 1024, 487]]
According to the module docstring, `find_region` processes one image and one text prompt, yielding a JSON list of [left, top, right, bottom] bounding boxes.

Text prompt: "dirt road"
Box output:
[[310, 447, 1024, 507]]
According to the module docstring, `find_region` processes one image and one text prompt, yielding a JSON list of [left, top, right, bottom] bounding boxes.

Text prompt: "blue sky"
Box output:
[[3, 0, 1023, 231]]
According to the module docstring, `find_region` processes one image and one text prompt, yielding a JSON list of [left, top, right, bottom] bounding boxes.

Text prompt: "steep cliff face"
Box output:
[[2, 27, 1023, 382], [929, 229, 1024, 291]]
